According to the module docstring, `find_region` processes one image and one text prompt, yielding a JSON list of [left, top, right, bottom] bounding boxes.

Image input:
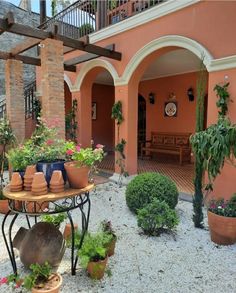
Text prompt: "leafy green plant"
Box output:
[[101, 220, 116, 238], [214, 82, 231, 117], [126, 172, 178, 213], [111, 101, 123, 126], [23, 262, 52, 290], [137, 199, 179, 236], [208, 194, 236, 217], [77, 232, 111, 268], [41, 212, 67, 228]]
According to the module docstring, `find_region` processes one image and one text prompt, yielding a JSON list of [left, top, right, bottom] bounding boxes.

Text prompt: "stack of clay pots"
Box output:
[[31, 172, 48, 196], [50, 171, 65, 193], [10, 172, 23, 192], [24, 165, 37, 191]]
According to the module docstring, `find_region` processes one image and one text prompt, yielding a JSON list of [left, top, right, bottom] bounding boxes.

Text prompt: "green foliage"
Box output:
[[111, 101, 123, 126], [115, 139, 126, 159], [191, 117, 236, 190], [79, 23, 94, 37], [208, 194, 236, 217], [23, 262, 52, 290], [126, 172, 178, 213], [41, 212, 67, 228], [77, 232, 111, 268], [101, 220, 116, 238], [33, 98, 41, 121], [65, 99, 78, 142], [214, 82, 230, 118], [137, 199, 179, 236]]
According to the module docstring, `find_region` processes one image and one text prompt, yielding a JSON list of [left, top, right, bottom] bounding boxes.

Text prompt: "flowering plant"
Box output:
[[65, 142, 105, 168], [208, 194, 236, 217]]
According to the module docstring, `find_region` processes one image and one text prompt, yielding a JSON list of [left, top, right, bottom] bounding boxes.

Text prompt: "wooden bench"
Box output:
[[141, 132, 192, 165]]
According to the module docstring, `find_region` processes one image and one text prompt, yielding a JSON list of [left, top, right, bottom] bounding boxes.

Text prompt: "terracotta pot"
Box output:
[[106, 237, 117, 257], [10, 172, 23, 191], [64, 162, 89, 189], [24, 165, 37, 177], [37, 161, 67, 185], [0, 200, 22, 214], [63, 223, 78, 240], [31, 273, 62, 293], [208, 211, 236, 245], [50, 171, 64, 185], [87, 257, 108, 280], [25, 201, 49, 214]]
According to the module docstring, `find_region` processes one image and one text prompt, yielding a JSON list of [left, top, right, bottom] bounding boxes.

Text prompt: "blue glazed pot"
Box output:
[[36, 160, 67, 185]]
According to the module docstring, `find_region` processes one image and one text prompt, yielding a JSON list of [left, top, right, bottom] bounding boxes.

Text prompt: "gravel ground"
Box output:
[[1, 181, 236, 293]]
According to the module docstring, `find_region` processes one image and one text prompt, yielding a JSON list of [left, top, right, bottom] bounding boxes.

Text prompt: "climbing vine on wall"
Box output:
[[111, 101, 128, 186], [65, 99, 78, 142]]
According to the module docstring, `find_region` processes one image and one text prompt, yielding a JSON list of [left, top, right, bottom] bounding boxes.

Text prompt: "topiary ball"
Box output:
[[125, 172, 178, 213]]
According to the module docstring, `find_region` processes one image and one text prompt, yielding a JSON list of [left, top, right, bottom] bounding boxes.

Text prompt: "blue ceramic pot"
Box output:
[[36, 160, 67, 185]]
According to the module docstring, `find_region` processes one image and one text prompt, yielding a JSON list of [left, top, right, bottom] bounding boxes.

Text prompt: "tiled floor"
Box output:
[[98, 154, 194, 195]]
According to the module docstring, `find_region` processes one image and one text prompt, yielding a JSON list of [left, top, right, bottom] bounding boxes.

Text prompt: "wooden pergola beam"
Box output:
[[0, 50, 76, 72], [0, 13, 122, 61], [11, 38, 40, 56], [65, 44, 115, 66]]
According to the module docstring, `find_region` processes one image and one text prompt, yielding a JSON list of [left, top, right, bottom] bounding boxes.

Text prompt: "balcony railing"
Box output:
[[39, 0, 167, 39]]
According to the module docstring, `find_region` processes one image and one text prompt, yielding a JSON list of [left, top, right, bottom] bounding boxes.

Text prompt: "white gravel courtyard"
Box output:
[[0, 181, 236, 293]]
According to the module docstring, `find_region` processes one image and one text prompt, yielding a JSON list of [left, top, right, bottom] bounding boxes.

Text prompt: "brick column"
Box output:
[[5, 59, 25, 143], [40, 38, 65, 139]]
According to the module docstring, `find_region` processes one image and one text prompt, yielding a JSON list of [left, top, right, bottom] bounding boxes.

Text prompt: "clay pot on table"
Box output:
[[10, 172, 23, 192], [50, 171, 65, 193], [64, 162, 89, 189], [31, 172, 48, 196], [23, 165, 36, 191]]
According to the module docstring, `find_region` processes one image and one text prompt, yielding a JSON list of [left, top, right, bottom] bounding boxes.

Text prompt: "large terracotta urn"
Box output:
[[64, 162, 89, 189], [208, 211, 236, 245]]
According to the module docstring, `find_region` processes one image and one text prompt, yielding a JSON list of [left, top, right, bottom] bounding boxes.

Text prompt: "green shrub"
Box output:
[[137, 199, 179, 236], [125, 172, 178, 213]]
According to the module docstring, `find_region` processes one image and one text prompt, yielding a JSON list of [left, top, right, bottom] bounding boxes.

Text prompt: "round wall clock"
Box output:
[[164, 102, 177, 117]]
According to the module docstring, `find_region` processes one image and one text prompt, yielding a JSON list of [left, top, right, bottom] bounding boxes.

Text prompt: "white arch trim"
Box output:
[[64, 73, 73, 91], [72, 59, 119, 91], [116, 35, 213, 86]]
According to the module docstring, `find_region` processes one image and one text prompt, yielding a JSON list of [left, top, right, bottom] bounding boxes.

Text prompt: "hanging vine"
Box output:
[[191, 59, 207, 228], [111, 101, 128, 186], [65, 99, 78, 142]]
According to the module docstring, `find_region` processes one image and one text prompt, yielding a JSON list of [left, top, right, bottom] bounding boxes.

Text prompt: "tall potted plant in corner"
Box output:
[[64, 142, 105, 188], [191, 82, 236, 245], [0, 118, 16, 214]]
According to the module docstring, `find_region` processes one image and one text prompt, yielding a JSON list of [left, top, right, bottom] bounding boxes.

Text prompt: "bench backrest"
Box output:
[[151, 132, 191, 148]]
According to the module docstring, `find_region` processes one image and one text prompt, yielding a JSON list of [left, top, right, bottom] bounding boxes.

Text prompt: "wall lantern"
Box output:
[[187, 87, 194, 101], [148, 92, 155, 104]]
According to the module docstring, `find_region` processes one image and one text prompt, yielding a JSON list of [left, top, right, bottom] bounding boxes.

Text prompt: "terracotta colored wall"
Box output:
[[25, 118, 36, 139], [139, 72, 202, 138], [92, 83, 115, 152]]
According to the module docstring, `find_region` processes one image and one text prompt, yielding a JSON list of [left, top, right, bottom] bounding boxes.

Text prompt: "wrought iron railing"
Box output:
[[39, 0, 167, 39], [0, 80, 38, 119]]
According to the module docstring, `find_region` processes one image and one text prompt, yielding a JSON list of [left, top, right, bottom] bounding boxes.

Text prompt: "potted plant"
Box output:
[[64, 142, 105, 188], [207, 194, 236, 245], [101, 220, 117, 257], [0, 118, 16, 214], [77, 232, 110, 280], [23, 262, 62, 293]]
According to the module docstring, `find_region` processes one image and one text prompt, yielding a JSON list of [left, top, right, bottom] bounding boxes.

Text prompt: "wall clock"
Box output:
[[164, 101, 177, 117]]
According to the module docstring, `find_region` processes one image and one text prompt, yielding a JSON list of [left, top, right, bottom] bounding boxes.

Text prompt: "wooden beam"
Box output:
[[55, 34, 122, 61], [65, 44, 115, 66], [0, 50, 76, 72], [11, 38, 40, 56]]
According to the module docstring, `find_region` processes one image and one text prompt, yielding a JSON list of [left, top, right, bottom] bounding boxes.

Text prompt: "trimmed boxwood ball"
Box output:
[[125, 172, 178, 213]]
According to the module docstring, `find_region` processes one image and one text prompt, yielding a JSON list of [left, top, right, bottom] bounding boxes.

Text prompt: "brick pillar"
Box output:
[[40, 38, 65, 139], [5, 59, 25, 143]]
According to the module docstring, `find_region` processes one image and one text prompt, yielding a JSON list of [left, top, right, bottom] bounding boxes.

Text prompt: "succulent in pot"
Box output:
[[207, 194, 236, 245], [64, 142, 105, 189]]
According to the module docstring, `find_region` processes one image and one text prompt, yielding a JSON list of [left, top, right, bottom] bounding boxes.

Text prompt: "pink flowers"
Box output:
[[96, 144, 104, 149], [76, 145, 81, 152], [0, 277, 8, 285], [66, 149, 74, 156], [46, 139, 54, 145]]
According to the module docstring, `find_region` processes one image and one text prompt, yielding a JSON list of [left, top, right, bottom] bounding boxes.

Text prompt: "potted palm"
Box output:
[[77, 232, 111, 280], [64, 142, 105, 188]]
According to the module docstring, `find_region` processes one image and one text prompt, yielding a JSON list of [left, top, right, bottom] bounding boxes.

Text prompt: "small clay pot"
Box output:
[[87, 257, 108, 280], [32, 172, 47, 186], [63, 223, 78, 240], [24, 165, 36, 177], [50, 171, 64, 185], [50, 188, 64, 193], [10, 172, 23, 191], [31, 188, 48, 196]]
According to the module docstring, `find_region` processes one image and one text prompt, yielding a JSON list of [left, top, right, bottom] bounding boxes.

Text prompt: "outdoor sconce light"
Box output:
[[187, 87, 194, 101], [149, 92, 155, 104]]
